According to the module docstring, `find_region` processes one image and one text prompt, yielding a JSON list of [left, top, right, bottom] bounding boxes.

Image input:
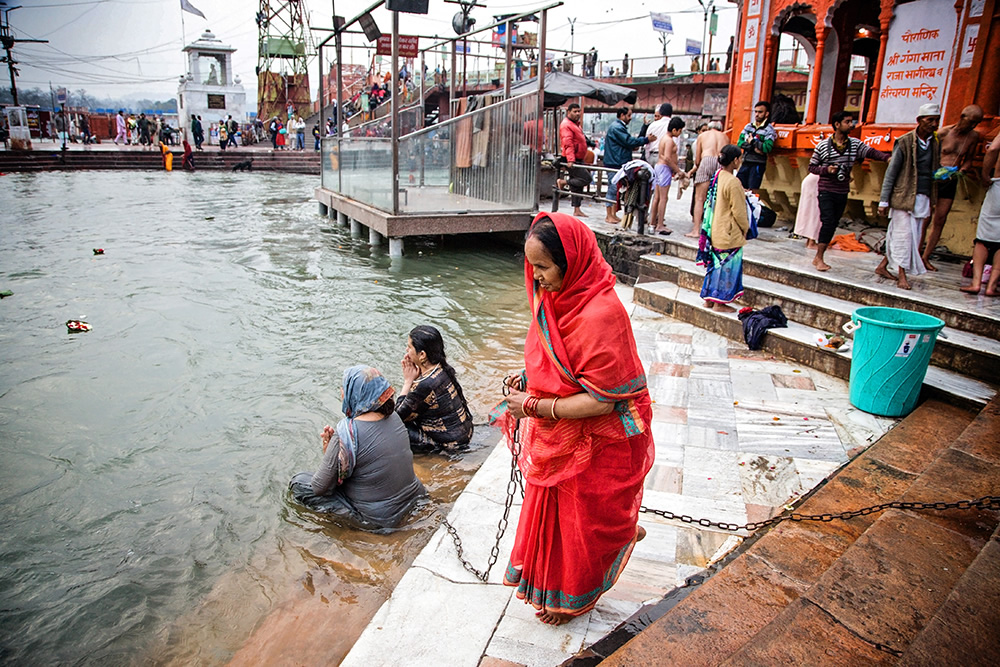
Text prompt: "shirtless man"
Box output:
[[650, 117, 686, 235], [922, 104, 983, 270], [685, 120, 729, 238], [961, 132, 1000, 295]]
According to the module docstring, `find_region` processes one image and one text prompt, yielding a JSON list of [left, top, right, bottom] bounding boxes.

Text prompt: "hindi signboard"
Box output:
[[650, 12, 673, 34], [875, 0, 957, 124], [376, 34, 419, 58], [685, 39, 702, 56]]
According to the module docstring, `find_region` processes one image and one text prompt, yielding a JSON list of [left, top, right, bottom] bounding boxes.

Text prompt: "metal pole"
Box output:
[[335, 4, 344, 193], [503, 19, 512, 97], [535, 8, 547, 211], [391, 10, 399, 215], [450, 40, 457, 118], [319, 42, 325, 135]]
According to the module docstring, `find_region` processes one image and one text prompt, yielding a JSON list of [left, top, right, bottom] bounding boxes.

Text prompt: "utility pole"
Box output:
[[1, 4, 48, 105]]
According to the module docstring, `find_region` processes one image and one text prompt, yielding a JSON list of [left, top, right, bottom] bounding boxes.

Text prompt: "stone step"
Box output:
[[642, 241, 1000, 339], [634, 279, 997, 411], [640, 254, 1000, 384], [601, 399, 978, 666]]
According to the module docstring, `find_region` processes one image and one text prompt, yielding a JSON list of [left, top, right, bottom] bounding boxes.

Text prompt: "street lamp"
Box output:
[[697, 0, 714, 71]]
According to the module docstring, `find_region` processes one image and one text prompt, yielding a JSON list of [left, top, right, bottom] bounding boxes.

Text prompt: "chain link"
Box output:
[[640, 496, 1000, 533], [439, 417, 524, 582]]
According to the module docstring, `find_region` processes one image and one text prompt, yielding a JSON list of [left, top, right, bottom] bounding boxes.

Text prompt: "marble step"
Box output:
[[640, 254, 1000, 384], [634, 280, 997, 411], [642, 241, 1000, 340], [602, 398, 980, 666]]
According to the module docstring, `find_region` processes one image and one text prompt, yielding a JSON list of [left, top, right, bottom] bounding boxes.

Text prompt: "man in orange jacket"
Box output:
[[558, 103, 592, 218]]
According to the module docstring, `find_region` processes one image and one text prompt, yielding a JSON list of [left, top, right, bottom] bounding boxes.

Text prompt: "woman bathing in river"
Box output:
[[396, 325, 474, 453], [492, 213, 654, 626], [289, 365, 425, 531]]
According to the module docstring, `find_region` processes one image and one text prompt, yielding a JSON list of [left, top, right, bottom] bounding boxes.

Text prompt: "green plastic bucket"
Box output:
[[843, 307, 945, 417]]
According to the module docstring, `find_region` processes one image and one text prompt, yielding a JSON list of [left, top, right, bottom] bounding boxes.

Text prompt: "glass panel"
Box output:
[[338, 137, 394, 211], [397, 91, 539, 214]]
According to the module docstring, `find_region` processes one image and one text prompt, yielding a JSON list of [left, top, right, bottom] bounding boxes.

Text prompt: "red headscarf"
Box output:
[[513, 212, 650, 486]]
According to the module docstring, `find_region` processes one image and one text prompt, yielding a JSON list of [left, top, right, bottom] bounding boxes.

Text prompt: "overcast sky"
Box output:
[[5, 0, 738, 101]]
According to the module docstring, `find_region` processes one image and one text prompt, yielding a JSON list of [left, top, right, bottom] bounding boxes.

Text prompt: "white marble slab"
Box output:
[[341, 565, 513, 667], [682, 447, 743, 501], [730, 369, 780, 402]]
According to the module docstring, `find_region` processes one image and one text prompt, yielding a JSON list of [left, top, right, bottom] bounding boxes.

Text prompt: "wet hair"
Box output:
[[567, 102, 581, 111], [719, 144, 743, 167], [525, 217, 568, 277], [831, 110, 855, 125], [658, 103, 673, 117], [754, 100, 771, 113], [668, 117, 686, 132], [408, 325, 471, 419], [616, 107, 631, 119]]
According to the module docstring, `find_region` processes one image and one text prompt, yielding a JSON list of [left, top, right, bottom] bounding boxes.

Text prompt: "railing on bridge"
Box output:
[[322, 91, 540, 216]]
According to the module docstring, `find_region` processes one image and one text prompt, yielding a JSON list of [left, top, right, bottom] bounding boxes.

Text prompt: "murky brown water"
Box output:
[[0, 171, 530, 664]]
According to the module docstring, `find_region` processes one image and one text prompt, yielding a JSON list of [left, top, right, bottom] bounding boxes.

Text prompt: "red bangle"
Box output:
[[522, 395, 541, 418]]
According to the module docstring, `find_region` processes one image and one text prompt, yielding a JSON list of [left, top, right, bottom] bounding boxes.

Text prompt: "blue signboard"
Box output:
[[650, 12, 673, 34], [685, 39, 702, 55]]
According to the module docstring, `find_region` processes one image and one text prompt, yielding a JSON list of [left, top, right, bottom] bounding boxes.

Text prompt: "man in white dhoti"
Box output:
[[876, 103, 941, 290]]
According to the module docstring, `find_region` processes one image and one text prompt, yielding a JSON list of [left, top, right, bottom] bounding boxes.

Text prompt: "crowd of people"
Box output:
[[556, 96, 998, 305]]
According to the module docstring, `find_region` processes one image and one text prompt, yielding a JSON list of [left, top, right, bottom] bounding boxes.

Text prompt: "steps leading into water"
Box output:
[[638, 254, 1000, 385], [0, 149, 320, 174], [602, 396, 1000, 664]]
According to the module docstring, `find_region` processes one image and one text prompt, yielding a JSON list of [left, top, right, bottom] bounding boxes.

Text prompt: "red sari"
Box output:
[[497, 212, 654, 618]]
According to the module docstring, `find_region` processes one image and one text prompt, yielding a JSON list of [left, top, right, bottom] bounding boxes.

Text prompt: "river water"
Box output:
[[0, 171, 530, 664]]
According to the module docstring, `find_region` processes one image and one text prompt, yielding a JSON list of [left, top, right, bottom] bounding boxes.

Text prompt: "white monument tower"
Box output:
[[178, 30, 246, 141]]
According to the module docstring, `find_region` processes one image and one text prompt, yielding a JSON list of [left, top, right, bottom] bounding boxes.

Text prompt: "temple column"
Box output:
[[759, 32, 778, 103], [806, 25, 828, 124], [866, 6, 895, 123]]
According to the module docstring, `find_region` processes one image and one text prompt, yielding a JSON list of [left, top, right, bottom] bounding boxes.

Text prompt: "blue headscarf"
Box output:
[[335, 365, 395, 472]]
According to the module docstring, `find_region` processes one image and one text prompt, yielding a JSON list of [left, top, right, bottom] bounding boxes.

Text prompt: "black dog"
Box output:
[[232, 158, 254, 172]]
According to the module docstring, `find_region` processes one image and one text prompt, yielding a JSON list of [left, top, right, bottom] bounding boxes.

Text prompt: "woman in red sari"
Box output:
[[494, 212, 654, 625]]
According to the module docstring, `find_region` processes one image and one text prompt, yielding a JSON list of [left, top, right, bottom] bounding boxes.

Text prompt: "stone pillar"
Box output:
[[866, 11, 894, 123], [338, 211, 348, 228], [806, 25, 828, 125], [388, 237, 404, 257], [327, 205, 336, 220], [318, 202, 329, 216], [350, 218, 363, 237], [369, 228, 384, 246]]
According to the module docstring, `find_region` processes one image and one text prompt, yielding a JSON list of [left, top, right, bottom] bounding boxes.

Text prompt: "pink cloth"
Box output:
[[794, 173, 821, 242]]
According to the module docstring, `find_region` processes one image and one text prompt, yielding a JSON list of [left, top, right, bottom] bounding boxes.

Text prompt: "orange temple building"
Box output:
[[726, 0, 999, 254]]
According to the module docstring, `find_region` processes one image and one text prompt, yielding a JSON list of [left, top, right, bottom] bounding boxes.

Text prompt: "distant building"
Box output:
[[178, 30, 247, 138]]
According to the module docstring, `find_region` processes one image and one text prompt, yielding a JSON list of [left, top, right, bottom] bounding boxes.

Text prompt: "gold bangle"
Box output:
[[550, 397, 559, 419]]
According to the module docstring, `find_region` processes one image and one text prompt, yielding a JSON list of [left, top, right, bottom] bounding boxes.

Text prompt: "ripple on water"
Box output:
[[0, 172, 530, 665]]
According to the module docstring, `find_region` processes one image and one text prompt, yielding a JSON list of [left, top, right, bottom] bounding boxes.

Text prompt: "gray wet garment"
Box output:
[[289, 413, 426, 530]]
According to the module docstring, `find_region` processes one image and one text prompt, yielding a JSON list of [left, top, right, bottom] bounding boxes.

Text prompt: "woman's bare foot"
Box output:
[[536, 609, 573, 625], [712, 302, 736, 312], [684, 230, 701, 238], [805, 239, 818, 249], [573, 207, 587, 218], [875, 265, 895, 280], [960, 284, 982, 293], [637, 525, 646, 542], [986, 290, 999, 297], [703, 300, 714, 309]]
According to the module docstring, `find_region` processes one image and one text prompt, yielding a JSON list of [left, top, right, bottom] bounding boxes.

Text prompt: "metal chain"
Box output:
[[439, 386, 525, 583], [640, 496, 1000, 533]]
